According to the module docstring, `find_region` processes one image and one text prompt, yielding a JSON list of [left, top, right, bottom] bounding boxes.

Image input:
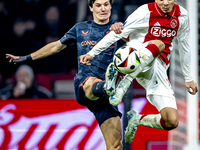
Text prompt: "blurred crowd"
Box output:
[[0, 64, 53, 99], [0, 0, 153, 97]]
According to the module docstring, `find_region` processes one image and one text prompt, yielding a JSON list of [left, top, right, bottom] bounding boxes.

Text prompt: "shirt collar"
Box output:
[[154, 2, 181, 17]]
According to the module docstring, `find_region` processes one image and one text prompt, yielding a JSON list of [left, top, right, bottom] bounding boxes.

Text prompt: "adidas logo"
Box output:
[[154, 22, 161, 26]]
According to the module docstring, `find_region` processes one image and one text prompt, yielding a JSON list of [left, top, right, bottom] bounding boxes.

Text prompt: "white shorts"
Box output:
[[135, 42, 177, 111], [147, 94, 177, 112]]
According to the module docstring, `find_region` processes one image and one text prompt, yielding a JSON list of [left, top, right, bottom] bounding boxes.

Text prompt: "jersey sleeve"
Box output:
[[60, 24, 77, 47], [87, 4, 149, 58], [177, 12, 193, 82]]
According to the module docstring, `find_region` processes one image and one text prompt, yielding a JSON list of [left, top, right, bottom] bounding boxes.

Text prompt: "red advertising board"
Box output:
[[0, 98, 169, 150]]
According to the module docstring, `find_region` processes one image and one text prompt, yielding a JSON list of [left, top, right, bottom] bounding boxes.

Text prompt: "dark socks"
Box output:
[[91, 80, 106, 97]]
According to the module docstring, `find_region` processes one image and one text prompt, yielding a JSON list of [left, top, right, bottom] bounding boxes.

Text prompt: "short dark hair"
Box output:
[[88, 0, 114, 7]]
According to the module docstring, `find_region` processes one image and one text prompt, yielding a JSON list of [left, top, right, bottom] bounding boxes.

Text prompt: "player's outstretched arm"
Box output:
[[185, 80, 198, 95], [6, 40, 66, 64]]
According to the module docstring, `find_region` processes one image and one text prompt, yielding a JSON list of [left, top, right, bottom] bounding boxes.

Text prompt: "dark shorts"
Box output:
[[74, 76, 122, 126]]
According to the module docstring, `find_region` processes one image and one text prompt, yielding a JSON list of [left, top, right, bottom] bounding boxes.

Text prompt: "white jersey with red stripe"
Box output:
[[88, 2, 193, 82]]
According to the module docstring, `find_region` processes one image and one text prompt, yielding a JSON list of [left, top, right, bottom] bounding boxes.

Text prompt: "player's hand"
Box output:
[[6, 54, 20, 64], [110, 22, 123, 34], [80, 54, 92, 65], [6, 54, 32, 64], [185, 80, 198, 95]]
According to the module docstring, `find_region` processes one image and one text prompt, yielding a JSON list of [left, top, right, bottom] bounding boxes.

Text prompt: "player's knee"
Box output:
[[101, 117, 122, 150], [115, 141, 123, 150], [107, 134, 122, 150], [108, 140, 123, 150], [149, 40, 165, 53], [161, 108, 179, 130], [145, 40, 165, 58], [165, 116, 179, 129], [158, 41, 165, 52], [103, 126, 122, 149], [83, 77, 99, 100]]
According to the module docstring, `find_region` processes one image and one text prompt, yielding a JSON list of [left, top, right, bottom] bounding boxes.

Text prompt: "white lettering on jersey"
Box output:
[[151, 27, 177, 37]]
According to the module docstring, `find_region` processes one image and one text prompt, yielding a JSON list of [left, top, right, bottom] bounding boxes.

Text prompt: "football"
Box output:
[[113, 46, 140, 74]]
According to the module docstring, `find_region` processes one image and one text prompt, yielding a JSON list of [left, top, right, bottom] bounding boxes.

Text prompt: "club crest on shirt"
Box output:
[[170, 19, 177, 28], [82, 31, 89, 36]]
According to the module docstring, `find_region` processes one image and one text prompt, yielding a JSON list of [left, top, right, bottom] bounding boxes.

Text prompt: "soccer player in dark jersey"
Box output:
[[6, 0, 125, 149]]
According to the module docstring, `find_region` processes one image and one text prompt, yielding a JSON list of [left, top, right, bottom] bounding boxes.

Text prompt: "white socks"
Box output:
[[139, 48, 155, 67], [138, 114, 164, 130]]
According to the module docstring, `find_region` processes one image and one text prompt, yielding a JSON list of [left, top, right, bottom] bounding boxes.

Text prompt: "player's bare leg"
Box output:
[[83, 77, 123, 149], [160, 107, 179, 130], [100, 116, 123, 150]]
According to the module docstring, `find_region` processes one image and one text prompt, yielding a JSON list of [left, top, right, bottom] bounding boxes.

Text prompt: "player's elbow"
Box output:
[[51, 40, 66, 53]]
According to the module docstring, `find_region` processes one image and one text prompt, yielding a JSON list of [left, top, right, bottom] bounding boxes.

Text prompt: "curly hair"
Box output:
[[88, 0, 114, 7]]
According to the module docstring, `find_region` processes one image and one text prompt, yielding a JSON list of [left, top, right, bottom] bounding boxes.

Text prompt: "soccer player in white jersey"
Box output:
[[80, 0, 198, 144]]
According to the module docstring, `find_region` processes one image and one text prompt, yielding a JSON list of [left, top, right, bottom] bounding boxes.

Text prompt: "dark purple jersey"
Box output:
[[60, 20, 125, 81]]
